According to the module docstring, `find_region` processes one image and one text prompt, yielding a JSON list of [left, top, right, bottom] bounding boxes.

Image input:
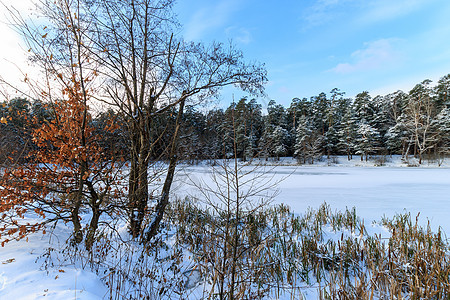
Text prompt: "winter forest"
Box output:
[[4, 75, 450, 166], [2, 0, 450, 299]]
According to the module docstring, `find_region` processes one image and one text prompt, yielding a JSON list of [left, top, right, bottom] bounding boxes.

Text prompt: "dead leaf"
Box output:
[[2, 258, 15, 264]]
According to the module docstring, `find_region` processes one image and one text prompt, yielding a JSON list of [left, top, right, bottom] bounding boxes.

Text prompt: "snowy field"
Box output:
[[276, 166, 450, 232], [177, 156, 450, 233], [1, 156, 450, 299]]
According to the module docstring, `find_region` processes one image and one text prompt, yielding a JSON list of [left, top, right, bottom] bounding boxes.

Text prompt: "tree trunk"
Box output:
[[71, 201, 83, 244], [85, 204, 101, 251], [128, 119, 150, 237], [144, 98, 185, 243], [72, 162, 87, 244]]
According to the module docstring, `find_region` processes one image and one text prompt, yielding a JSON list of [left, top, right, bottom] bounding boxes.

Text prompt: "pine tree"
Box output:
[[338, 108, 358, 160], [287, 97, 311, 130], [263, 100, 290, 159], [371, 95, 396, 150], [324, 125, 340, 157], [311, 92, 329, 134], [385, 113, 413, 157], [434, 74, 450, 112], [294, 116, 323, 164], [205, 109, 227, 159], [432, 107, 450, 158], [355, 121, 381, 161], [354, 91, 375, 123], [271, 126, 290, 160]]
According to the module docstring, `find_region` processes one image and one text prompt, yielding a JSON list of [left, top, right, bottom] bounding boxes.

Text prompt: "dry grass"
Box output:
[[51, 200, 450, 299], [168, 200, 450, 299]]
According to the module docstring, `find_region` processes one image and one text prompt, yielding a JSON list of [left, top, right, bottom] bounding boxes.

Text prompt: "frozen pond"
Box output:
[[277, 166, 450, 231], [176, 164, 450, 233]]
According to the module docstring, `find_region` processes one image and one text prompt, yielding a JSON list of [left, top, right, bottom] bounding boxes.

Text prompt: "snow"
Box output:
[[2, 155, 450, 299], [0, 231, 107, 299], [276, 166, 450, 232], [176, 155, 450, 232]]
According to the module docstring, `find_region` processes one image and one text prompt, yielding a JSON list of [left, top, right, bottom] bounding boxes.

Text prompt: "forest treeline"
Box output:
[[2, 74, 450, 165], [178, 74, 450, 164]]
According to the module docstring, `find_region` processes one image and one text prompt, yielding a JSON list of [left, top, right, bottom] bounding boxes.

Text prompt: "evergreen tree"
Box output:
[[355, 121, 381, 161], [271, 125, 290, 160], [263, 99, 291, 158], [338, 108, 358, 160], [294, 116, 323, 164], [224, 97, 264, 161], [323, 88, 346, 157], [311, 92, 329, 134], [0, 98, 33, 163], [324, 125, 340, 157], [385, 113, 413, 157], [287, 97, 311, 130], [245, 98, 264, 159], [266, 99, 287, 128], [179, 106, 206, 163], [371, 95, 396, 151], [383, 90, 408, 122], [354, 91, 375, 124], [432, 107, 450, 158], [328, 88, 345, 128], [205, 109, 227, 159], [434, 74, 450, 112]]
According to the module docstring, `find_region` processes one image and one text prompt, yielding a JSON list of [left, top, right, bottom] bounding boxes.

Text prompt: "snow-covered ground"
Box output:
[[277, 165, 450, 233], [0, 225, 108, 299], [1, 155, 450, 299], [177, 155, 450, 232]]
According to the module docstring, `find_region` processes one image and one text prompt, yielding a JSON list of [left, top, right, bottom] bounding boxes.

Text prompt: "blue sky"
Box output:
[[175, 0, 450, 107], [1, 1, 450, 108]]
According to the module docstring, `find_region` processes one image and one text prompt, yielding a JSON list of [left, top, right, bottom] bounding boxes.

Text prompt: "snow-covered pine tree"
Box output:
[[263, 100, 291, 159], [337, 108, 358, 160], [385, 113, 413, 157], [324, 125, 340, 157], [432, 107, 450, 159], [271, 126, 290, 160], [434, 74, 450, 112], [353, 91, 375, 124], [371, 95, 396, 150], [294, 116, 323, 164], [311, 92, 329, 135], [294, 116, 312, 164], [355, 121, 381, 161]]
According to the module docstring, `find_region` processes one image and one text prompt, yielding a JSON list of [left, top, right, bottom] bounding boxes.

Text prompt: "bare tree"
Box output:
[[406, 80, 438, 164], [1, 0, 266, 244], [80, 0, 267, 239]]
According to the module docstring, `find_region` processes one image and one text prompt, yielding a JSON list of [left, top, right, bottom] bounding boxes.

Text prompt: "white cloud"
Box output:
[[301, 0, 355, 28], [360, 0, 430, 24], [302, 0, 432, 29], [183, 0, 241, 41], [331, 39, 402, 74], [225, 26, 251, 44]]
